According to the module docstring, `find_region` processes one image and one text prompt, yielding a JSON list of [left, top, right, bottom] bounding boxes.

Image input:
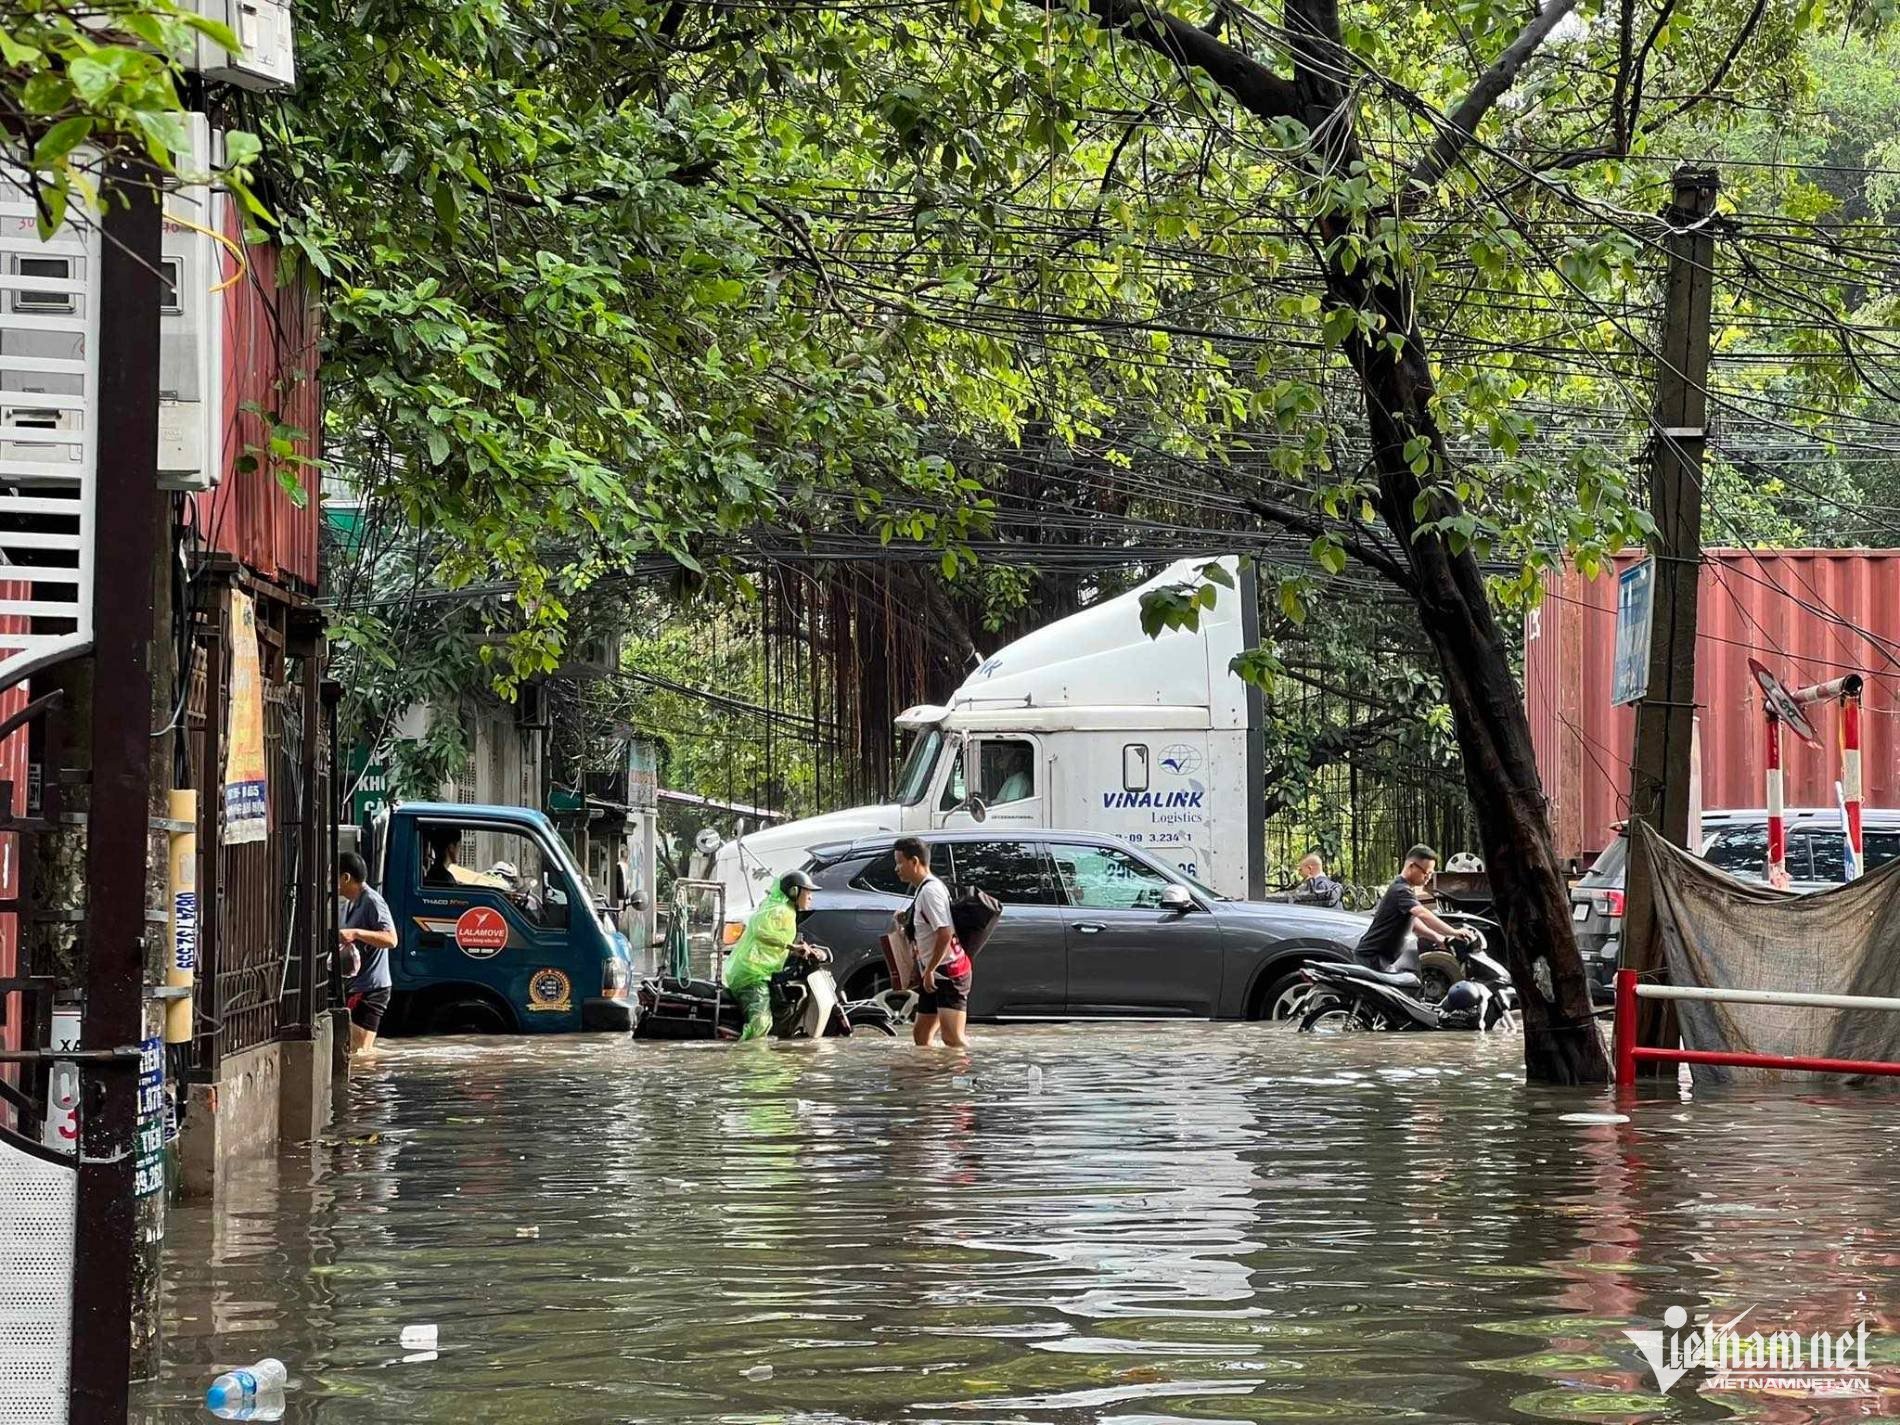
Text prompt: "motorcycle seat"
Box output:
[[1334, 962, 1422, 990], [653, 976, 723, 1000]]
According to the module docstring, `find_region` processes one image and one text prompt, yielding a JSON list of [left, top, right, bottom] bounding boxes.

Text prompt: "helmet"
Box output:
[[487, 861, 518, 880], [1443, 981, 1486, 1013], [779, 869, 818, 897]]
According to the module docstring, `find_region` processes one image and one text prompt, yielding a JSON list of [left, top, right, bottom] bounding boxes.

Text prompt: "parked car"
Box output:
[[793, 829, 1369, 1021], [1569, 828, 1629, 999], [1569, 808, 1900, 1000]]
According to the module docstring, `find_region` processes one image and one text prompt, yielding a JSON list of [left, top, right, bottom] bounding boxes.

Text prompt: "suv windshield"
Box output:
[[1580, 836, 1628, 887], [893, 728, 944, 806]]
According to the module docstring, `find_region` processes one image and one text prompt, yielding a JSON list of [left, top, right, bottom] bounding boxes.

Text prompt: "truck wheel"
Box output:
[[1252, 968, 1311, 1022], [426, 995, 515, 1036]]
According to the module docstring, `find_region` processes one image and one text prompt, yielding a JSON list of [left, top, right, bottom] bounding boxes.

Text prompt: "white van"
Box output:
[[713, 556, 1266, 911]]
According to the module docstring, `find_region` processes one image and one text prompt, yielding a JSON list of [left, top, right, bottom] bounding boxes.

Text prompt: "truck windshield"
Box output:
[[893, 727, 945, 806]]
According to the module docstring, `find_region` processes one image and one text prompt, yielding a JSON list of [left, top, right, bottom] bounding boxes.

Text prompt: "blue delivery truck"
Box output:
[[360, 802, 635, 1035]]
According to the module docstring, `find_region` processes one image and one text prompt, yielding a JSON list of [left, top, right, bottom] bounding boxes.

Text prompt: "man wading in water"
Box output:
[[893, 837, 971, 1048]]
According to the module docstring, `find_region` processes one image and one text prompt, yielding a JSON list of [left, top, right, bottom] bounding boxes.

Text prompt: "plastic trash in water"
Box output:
[[400, 1325, 438, 1350], [950, 1074, 975, 1090], [205, 1359, 287, 1413], [515, 1225, 540, 1238], [1026, 1065, 1044, 1092], [1560, 1112, 1632, 1125], [741, 1364, 774, 1381]]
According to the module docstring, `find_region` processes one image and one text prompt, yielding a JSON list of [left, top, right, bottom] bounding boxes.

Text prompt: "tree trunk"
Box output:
[[1330, 246, 1609, 1085], [1038, 0, 1614, 1080]]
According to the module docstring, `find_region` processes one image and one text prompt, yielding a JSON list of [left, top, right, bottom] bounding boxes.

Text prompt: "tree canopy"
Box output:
[[18, 0, 1900, 1079]]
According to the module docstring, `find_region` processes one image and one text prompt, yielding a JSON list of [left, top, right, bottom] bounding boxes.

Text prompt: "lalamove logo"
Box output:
[[1624, 1304, 1876, 1398]]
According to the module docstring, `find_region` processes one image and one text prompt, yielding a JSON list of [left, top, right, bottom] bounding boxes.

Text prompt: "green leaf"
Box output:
[[275, 464, 310, 509], [1321, 305, 1357, 349], [1278, 582, 1307, 626], [0, 30, 44, 66], [20, 72, 69, 116], [426, 430, 451, 466], [33, 118, 93, 167], [68, 54, 126, 105], [1309, 535, 1347, 576], [179, 13, 242, 51]]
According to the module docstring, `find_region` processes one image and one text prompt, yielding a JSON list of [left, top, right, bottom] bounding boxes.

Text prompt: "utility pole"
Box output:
[[1621, 165, 1719, 1068], [69, 161, 162, 1425]]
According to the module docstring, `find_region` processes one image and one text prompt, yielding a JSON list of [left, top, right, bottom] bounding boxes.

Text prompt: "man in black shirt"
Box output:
[[1355, 844, 1471, 969]]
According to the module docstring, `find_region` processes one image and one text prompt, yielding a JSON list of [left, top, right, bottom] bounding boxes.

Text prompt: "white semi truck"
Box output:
[[712, 556, 1266, 912]]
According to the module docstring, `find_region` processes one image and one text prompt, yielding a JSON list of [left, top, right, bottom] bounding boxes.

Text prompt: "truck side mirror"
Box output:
[[966, 796, 989, 824], [1161, 884, 1194, 914]]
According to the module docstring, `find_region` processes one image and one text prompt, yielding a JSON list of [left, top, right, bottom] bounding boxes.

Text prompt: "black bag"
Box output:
[[950, 886, 1003, 957]]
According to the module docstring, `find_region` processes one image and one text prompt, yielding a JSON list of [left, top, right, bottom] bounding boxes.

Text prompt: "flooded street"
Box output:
[[133, 1025, 1900, 1423]]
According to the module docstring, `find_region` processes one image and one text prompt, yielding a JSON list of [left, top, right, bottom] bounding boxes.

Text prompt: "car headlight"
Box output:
[[603, 959, 630, 997]]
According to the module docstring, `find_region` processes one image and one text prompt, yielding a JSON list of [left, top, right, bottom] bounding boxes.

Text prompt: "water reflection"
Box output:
[[133, 1026, 1900, 1423]]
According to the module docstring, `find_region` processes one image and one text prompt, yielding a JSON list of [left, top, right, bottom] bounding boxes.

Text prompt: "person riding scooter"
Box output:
[[1355, 844, 1474, 971], [723, 869, 828, 1040]]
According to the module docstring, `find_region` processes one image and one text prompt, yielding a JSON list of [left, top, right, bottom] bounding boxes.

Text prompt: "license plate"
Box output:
[[1572, 903, 1590, 922]]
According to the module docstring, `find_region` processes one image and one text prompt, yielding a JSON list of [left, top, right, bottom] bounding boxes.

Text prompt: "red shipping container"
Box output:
[[1526, 550, 1900, 864], [191, 211, 321, 592]]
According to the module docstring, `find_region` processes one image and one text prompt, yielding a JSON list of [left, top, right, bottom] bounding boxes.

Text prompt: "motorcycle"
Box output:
[[634, 945, 899, 1040], [1414, 911, 1505, 1001], [1297, 927, 1518, 1033]]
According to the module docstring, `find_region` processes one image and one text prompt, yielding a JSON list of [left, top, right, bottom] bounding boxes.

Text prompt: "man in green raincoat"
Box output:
[[723, 869, 821, 1040]]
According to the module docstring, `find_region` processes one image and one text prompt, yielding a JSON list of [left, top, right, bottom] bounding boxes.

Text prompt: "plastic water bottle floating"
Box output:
[[205, 1358, 287, 1412]]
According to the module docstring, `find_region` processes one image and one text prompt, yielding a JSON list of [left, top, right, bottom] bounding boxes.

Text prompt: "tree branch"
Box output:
[[1626, 0, 1679, 138], [1241, 494, 1417, 593], [1637, 0, 1770, 136], [1070, 0, 1301, 123], [1404, 0, 1585, 193]]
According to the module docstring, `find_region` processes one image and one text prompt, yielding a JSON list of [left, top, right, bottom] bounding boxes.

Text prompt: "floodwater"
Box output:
[[132, 1025, 1900, 1424]]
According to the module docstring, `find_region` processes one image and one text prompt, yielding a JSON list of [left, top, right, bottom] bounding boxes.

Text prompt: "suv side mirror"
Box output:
[[1161, 884, 1194, 913]]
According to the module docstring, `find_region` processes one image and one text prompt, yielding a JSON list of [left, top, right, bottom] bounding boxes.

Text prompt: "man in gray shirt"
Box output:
[[894, 836, 971, 1048], [339, 851, 398, 1055]]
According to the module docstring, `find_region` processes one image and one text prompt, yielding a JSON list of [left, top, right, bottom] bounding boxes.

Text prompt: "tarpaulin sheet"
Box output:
[[1637, 822, 1900, 1084]]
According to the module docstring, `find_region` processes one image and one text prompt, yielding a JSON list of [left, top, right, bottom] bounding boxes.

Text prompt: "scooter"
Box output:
[[1414, 911, 1506, 1002], [634, 945, 899, 1040], [1297, 932, 1518, 1033]]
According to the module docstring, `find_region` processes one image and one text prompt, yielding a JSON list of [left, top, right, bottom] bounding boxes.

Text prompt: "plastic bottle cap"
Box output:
[[206, 1383, 233, 1410]]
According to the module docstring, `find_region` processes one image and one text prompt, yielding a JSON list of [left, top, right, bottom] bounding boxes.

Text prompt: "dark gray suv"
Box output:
[[799, 830, 1368, 1021]]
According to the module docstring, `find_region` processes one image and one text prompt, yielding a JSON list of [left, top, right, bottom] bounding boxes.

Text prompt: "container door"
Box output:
[[399, 817, 585, 1029], [1049, 840, 1223, 1017], [935, 735, 1045, 830]]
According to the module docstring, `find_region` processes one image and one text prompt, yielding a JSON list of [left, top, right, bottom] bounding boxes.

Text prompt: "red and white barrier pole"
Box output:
[[1613, 967, 1900, 1086], [1792, 672, 1866, 882], [1765, 711, 1788, 889]]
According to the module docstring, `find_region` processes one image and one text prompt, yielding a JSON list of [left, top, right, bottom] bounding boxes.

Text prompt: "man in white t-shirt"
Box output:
[[893, 836, 971, 1048]]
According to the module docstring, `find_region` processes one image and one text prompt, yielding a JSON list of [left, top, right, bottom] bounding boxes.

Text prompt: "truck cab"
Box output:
[[365, 803, 634, 1035], [712, 555, 1264, 913]]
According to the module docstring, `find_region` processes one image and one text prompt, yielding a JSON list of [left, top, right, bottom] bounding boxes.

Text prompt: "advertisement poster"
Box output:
[[223, 590, 269, 844]]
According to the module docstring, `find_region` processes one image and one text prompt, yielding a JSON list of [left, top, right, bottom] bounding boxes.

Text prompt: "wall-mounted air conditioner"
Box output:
[[156, 114, 225, 493], [188, 0, 296, 91], [0, 169, 97, 680], [559, 631, 623, 682]]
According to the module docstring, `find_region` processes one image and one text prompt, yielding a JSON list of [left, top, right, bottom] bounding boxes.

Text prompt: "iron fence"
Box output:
[[184, 573, 330, 1077]]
